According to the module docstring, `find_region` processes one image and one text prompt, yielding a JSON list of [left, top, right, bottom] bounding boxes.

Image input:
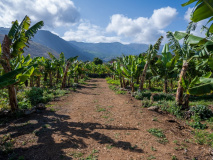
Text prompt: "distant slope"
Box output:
[[32, 30, 94, 61], [69, 41, 150, 61], [0, 33, 59, 58], [0, 27, 94, 61]]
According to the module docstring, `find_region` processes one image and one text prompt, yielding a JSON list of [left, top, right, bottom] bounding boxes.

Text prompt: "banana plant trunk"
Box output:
[[170, 79, 173, 91], [139, 62, 149, 90], [119, 75, 123, 88], [8, 85, 18, 112], [176, 62, 189, 106], [122, 77, 126, 88], [37, 76, 41, 87], [148, 79, 151, 89], [1, 35, 18, 111], [56, 69, 60, 84], [30, 77, 34, 87], [49, 71, 53, 87], [164, 78, 168, 93], [61, 62, 70, 89]]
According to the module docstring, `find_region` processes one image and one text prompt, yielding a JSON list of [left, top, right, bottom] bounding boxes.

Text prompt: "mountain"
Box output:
[[0, 33, 59, 58], [0, 28, 94, 61], [32, 30, 94, 61], [69, 41, 152, 61]]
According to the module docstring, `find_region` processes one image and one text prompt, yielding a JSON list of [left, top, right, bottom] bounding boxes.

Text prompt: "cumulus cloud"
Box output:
[[184, 7, 207, 37], [63, 21, 121, 43], [106, 7, 177, 44], [0, 0, 80, 28]]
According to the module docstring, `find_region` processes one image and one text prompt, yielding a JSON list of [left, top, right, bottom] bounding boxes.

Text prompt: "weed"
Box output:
[[141, 97, 152, 108], [106, 145, 113, 149], [190, 105, 213, 120], [152, 117, 158, 121], [109, 85, 118, 91], [157, 138, 168, 145], [115, 90, 126, 95], [171, 155, 178, 160], [147, 155, 156, 160], [151, 146, 157, 151], [96, 107, 106, 112], [193, 130, 213, 147], [70, 152, 84, 158], [173, 140, 178, 144], [114, 133, 120, 139], [101, 116, 109, 119], [147, 128, 165, 138]]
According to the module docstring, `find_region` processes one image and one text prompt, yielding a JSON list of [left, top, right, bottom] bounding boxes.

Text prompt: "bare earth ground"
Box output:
[[0, 78, 212, 160]]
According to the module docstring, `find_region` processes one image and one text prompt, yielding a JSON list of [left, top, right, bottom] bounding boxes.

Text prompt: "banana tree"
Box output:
[[182, 0, 213, 32], [121, 55, 144, 92], [171, 31, 213, 107], [48, 52, 65, 84], [0, 16, 43, 111], [155, 44, 177, 93], [139, 36, 164, 91], [61, 56, 78, 89]]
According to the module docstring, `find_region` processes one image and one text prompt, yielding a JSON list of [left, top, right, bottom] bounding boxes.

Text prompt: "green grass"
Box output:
[[109, 85, 118, 91], [96, 107, 106, 112], [115, 90, 127, 95], [147, 128, 165, 138]]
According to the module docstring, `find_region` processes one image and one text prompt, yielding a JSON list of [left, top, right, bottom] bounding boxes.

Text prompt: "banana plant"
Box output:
[[181, 71, 213, 96], [182, 0, 213, 32], [139, 36, 164, 91], [0, 16, 43, 111], [121, 55, 144, 92], [172, 31, 213, 106], [155, 44, 177, 93], [48, 52, 65, 84], [61, 56, 78, 89]]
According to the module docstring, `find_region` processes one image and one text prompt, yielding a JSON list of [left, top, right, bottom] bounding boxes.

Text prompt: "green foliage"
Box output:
[[135, 91, 152, 100], [26, 87, 44, 105], [190, 105, 213, 120], [106, 78, 120, 86], [160, 102, 183, 118], [109, 85, 118, 91], [188, 121, 207, 129], [115, 90, 127, 95], [141, 97, 152, 108], [93, 57, 103, 65], [147, 128, 166, 138], [193, 130, 213, 147]]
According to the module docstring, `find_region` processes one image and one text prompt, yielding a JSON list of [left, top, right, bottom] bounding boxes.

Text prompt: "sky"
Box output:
[[0, 0, 207, 44]]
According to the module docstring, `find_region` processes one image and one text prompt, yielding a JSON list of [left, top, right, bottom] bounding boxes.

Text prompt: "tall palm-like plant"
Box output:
[[61, 56, 78, 89], [139, 36, 163, 91], [155, 44, 177, 93], [182, 0, 213, 32], [0, 16, 43, 111]]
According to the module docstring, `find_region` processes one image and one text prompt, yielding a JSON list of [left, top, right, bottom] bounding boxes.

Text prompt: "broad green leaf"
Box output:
[[18, 66, 35, 84], [0, 79, 18, 89], [181, 0, 199, 6], [188, 82, 213, 95], [189, 0, 213, 22]]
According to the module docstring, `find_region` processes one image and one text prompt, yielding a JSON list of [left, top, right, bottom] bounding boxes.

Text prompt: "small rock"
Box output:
[[24, 109, 35, 115], [36, 103, 46, 110], [210, 148, 213, 156], [148, 106, 159, 112], [54, 97, 60, 101]]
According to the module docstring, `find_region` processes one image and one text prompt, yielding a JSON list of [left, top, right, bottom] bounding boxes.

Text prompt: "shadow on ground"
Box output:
[[0, 109, 142, 160]]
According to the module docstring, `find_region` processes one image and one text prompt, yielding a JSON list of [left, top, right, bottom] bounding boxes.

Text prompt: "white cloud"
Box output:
[[151, 7, 178, 29], [184, 7, 207, 37], [63, 20, 121, 43], [0, 0, 80, 28], [106, 7, 178, 44]]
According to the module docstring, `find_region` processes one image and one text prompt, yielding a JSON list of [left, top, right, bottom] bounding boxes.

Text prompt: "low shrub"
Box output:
[[190, 105, 213, 120]]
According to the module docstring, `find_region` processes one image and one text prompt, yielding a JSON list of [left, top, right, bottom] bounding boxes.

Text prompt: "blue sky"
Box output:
[[0, 0, 203, 44]]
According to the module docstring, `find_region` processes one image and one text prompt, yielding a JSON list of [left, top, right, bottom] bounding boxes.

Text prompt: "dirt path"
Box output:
[[0, 79, 211, 160]]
